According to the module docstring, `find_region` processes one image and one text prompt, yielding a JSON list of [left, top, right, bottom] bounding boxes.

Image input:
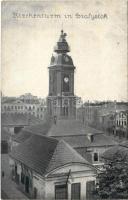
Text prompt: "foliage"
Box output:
[[96, 151, 128, 199]]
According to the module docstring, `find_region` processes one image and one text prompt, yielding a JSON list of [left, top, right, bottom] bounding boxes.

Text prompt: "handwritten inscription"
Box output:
[[12, 13, 108, 20]]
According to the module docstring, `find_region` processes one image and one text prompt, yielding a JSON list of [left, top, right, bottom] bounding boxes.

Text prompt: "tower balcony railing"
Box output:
[[54, 45, 70, 53]]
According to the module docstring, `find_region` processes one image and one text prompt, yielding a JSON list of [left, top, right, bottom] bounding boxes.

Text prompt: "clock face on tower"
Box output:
[[63, 75, 70, 92], [64, 76, 69, 83]]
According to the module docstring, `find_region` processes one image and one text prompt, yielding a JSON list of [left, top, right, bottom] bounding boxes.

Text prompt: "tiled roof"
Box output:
[[52, 135, 90, 148], [1, 113, 43, 126], [52, 134, 117, 148], [46, 140, 89, 174], [10, 135, 91, 176], [13, 119, 52, 143], [86, 134, 117, 147], [24, 120, 52, 135], [1, 128, 10, 141], [14, 125, 116, 148], [13, 130, 32, 143], [48, 119, 103, 136]]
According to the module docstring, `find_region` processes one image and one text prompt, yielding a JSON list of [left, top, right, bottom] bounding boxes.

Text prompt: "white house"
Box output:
[[10, 134, 97, 200]]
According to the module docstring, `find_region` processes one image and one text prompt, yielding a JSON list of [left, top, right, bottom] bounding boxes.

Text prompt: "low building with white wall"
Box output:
[[10, 134, 97, 200]]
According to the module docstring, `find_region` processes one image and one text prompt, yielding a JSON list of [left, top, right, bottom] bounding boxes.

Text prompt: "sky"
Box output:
[[1, 0, 128, 101]]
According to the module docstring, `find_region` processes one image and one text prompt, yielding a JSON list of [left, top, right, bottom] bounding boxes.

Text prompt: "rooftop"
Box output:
[[47, 119, 103, 137], [52, 134, 117, 148], [10, 134, 91, 176], [1, 113, 43, 126], [14, 120, 116, 149]]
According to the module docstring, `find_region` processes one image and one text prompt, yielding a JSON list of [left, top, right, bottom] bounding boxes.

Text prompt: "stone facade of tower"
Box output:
[[47, 30, 76, 119]]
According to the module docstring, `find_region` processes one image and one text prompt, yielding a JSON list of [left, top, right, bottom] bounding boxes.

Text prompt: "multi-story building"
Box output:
[[1, 93, 47, 120], [77, 101, 128, 138], [116, 110, 128, 138]]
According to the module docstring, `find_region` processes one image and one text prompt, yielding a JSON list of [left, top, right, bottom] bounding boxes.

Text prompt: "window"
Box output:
[[55, 184, 68, 200], [93, 152, 99, 162], [71, 183, 81, 200], [21, 172, 25, 184], [124, 121, 127, 126], [86, 181, 95, 199]]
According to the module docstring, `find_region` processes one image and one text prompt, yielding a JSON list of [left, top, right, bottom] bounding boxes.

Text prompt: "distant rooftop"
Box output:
[[1, 113, 43, 126]]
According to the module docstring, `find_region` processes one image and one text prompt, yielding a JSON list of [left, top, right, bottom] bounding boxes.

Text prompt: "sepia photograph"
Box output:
[[1, 0, 128, 199]]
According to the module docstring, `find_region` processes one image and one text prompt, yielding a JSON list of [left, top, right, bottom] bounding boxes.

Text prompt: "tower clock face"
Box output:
[[64, 77, 69, 83]]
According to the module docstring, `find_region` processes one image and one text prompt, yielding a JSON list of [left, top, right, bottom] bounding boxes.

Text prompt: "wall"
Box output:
[[33, 172, 45, 199], [45, 163, 96, 200]]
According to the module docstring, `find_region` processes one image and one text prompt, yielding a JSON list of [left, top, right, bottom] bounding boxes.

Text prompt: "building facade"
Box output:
[[116, 110, 128, 138], [1, 93, 47, 120]]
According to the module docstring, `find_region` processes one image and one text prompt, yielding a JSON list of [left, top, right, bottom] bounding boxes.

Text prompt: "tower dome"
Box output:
[[50, 54, 74, 66]]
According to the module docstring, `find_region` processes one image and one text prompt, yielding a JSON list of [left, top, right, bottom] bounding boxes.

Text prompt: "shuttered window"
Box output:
[[71, 183, 81, 200], [55, 184, 68, 199]]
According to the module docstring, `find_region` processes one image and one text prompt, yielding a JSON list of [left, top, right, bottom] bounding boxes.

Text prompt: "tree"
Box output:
[[97, 151, 128, 199]]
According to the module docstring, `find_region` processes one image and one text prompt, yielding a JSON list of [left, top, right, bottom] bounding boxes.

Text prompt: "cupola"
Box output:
[[54, 30, 70, 53]]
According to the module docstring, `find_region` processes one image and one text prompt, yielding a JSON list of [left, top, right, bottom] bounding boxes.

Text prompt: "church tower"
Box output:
[[47, 30, 76, 119]]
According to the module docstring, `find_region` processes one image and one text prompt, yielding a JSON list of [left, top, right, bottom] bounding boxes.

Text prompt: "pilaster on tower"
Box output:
[[47, 30, 76, 119]]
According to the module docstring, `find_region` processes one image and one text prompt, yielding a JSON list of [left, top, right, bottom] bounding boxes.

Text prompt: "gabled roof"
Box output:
[[48, 119, 103, 137], [1, 113, 43, 126], [10, 135, 92, 176]]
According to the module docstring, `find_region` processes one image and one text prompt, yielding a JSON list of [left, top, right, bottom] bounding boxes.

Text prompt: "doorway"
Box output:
[[25, 176, 29, 193]]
